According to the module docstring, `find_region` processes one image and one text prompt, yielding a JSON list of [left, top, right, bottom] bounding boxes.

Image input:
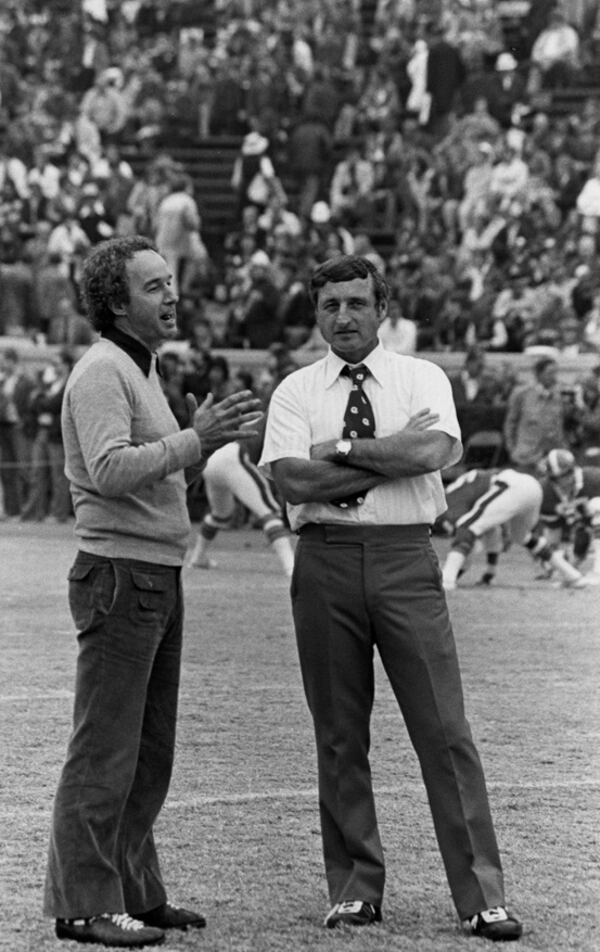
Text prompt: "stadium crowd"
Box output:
[[3, 0, 600, 521]]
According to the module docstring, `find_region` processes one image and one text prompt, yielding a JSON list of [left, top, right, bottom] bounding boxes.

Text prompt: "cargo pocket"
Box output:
[[130, 570, 169, 623]]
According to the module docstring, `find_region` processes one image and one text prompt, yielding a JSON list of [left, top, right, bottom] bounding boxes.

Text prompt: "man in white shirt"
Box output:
[[259, 255, 522, 942]]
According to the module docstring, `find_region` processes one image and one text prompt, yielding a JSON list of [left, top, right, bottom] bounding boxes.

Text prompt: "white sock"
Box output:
[[591, 539, 600, 575], [549, 548, 582, 584], [271, 536, 295, 577], [443, 549, 466, 586], [190, 535, 211, 564]]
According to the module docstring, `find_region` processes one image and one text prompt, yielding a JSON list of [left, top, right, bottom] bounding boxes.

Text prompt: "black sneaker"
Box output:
[[324, 900, 382, 928], [139, 902, 206, 930], [56, 913, 165, 946], [463, 906, 522, 941]]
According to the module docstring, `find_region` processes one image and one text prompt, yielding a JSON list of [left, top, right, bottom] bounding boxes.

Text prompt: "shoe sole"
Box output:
[[56, 924, 165, 947]]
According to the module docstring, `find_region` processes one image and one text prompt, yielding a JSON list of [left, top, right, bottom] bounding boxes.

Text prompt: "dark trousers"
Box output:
[[0, 421, 21, 515], [291, 524, 505, 920], [44, 552, 183, 919]]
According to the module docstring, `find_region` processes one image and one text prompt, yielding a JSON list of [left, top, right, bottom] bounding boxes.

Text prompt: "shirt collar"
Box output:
[[324, 342, 386, 389], [101, 325, 157, 377]]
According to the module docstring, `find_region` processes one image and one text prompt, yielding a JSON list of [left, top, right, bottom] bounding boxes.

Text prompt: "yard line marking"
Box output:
[[163, 779, 600, 809], [0, 690, 74, 702], [2, 780, 599, 821]]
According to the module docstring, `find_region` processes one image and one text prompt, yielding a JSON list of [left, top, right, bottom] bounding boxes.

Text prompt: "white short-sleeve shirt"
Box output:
[[259, 344, 462, 530]]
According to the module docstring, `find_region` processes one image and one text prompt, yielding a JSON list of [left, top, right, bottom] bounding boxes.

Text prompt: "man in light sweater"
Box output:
[[44, 236, 262, 948]]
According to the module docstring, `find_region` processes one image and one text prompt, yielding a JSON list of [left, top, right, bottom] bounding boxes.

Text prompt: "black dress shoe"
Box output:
[[464, 906, 522, 941], [55, 913, 165, 947], [139, 902, 206, 930], [324, 900, 382, 928]]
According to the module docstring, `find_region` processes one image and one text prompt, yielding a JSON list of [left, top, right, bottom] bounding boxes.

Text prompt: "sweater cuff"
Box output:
[[164, 427, 204, 468]]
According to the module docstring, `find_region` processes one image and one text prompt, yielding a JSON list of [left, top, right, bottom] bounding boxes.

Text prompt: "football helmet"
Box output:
[[545, 448, 576, 479]]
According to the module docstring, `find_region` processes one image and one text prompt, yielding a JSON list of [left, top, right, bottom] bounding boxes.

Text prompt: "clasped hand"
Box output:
[[185, 390, 263, 455]]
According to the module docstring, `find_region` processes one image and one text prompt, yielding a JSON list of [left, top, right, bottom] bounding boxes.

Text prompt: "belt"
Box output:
[[297, 523, 430, 543]]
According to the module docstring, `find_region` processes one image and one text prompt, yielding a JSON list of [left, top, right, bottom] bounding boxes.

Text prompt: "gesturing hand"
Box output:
[[186, 389, 263, 456]]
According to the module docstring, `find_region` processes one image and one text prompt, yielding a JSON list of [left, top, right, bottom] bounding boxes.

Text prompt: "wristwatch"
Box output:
[[335, 439, 353, 459]]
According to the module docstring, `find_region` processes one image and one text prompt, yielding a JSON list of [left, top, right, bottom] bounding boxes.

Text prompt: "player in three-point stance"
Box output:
[[537, 448, 600, 581], [439, 464, 592, 590]]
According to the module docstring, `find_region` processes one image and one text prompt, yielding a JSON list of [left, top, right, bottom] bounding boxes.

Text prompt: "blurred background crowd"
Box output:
[[2, 0, 600, 522]]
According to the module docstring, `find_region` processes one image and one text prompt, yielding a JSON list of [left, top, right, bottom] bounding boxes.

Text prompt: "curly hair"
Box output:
[[308, 254, 389, 310], [81, 236, 158, 333]]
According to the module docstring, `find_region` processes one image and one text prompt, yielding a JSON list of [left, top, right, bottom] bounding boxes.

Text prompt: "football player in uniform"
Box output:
[[188, 416, 295, 577], [538, 448, 600, 581], [439, 466, 591, 590]]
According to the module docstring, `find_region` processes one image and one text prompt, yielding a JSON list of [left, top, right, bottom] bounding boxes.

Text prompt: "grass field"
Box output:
[[1, 521, 599, 952]]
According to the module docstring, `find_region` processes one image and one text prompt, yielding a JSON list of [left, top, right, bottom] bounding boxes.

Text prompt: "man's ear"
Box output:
[[109, 298, 127, 317], [377, 299, 388, 323]]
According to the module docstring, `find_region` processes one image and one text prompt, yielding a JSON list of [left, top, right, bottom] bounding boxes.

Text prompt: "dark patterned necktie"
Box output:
[[333, 364, 376, 508]]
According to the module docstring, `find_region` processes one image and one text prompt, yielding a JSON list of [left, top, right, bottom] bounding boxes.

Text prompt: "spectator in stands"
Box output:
[[20, 350, 74, 523], [529, 8, 581, 91], [405, 38, 431, 126], [355, 61, 401, 135], [209, 57, 247, 135], [95, 144, 135, 233], [377, 295, 417, 355], [0, 127, 28, 198], [329, 144, 375, 230], [239, 249, 281, 349], [207, 354, 234, 402], [27, 143, 62, 203], [490, 266, 537, 352], [489, 138, 529, 211], [182, 323, 214, 402], [457, 142, 495, 234], [448, 346, 505, 441], [503, 356, 568, 473], [0, 347, 33, 518], [305, 200, 354, 264], [286, 113, 334, 220], [302, 63, 340, 129], [425, 22, 466, 138], [154, 170, 205, 296], [79, 68, 129, 143], [0, 243, 36, 336], [257, 194, 302, 249], [33, 251, 77, 340], [230, 130, 283, 218], [159, 349, 188, 429], [277, 263, 314, 349], [483, 52, 528, 129], [76, 181, 114, 245], [572, 370, 600, 462], [126, 153, 175, 238], [47, 295, 95, 348], [576, 151, 600, 237]]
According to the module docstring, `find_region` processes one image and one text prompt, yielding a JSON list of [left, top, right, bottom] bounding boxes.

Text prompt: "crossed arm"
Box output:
[[271, 410, 457, 505]]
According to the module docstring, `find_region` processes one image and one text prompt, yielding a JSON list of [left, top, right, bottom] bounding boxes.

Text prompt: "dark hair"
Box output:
[[534, 356, 557, 376], [209, 354, 230, 381], [308, 254, 389, 309], [81, 235, 157, 332]]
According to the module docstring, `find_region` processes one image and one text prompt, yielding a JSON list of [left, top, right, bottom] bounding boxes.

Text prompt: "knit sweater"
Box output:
[[62, 338, 203, 565]]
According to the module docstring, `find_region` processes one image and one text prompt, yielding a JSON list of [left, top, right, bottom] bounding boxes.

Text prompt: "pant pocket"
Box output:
[[68, 560, 116, 631]]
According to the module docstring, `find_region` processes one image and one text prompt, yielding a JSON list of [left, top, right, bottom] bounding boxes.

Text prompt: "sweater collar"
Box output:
[[101, 325, 158, 377]]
